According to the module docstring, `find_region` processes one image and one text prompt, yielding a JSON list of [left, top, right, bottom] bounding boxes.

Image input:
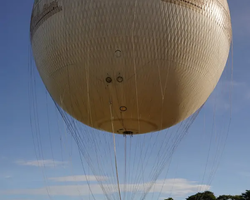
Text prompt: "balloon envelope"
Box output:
[[30, 0, 232, 134]]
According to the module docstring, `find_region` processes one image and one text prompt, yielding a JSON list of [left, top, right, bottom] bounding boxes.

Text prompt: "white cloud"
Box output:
[[49, 175, 108, 182], [0, 178, 210, 198], [15, 160, 67, 168], [0, 184, 104, 196], [118, 179, 210, 197]]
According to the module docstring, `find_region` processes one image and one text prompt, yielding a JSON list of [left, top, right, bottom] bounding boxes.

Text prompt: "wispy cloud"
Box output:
[[246, 91, 250, 100], [238, 171, 250, 178], [0, 156, 6, 160], [117, 179, 210, 197], [0, 178, 210, 198], [217, 80, 245, 88], [7, 199, 32, 200], [15, 160, 67, 168], [0, 174, 12, 180], [231, 10, 250, 37], [4, 175, 12, 179], [0, 184, 104, 196], [49, 175, 108, 182], [206, 79, 250, 113], [147, 179, 210, 196]]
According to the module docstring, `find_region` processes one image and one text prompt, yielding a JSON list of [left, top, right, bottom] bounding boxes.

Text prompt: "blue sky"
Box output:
[[1, 1, 250, 200]]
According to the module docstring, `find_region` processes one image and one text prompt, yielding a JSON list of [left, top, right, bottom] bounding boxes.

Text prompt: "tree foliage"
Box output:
[[163, 190, 250, 200], [242, 190, 250, 200], [186, 191, 216, 200], [164, 198, 174, 200], [217, 195, 243, 200]]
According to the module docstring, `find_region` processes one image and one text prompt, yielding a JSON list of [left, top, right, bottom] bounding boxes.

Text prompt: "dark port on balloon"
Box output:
[[123, 131, 133, 135], [117, 76, 123, 83], [120, 106, 127, 111], [106, 77, 112, 83], [115, 50, 121, 57]]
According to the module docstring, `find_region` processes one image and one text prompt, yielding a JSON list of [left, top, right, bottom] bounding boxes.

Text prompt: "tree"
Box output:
[[164, 198, 174, 200], [187, 191, 216, 200], [242, 190, 250, 200], [217, 195, 232, 200], [217, 195, 243, 200]]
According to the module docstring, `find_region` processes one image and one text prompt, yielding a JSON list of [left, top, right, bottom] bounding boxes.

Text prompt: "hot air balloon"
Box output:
[[30, 0, 232, 135], [29, 1, 233, 199]]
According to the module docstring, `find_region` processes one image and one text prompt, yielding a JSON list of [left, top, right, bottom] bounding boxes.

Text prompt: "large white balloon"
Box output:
[[30, 0, 232, 134]]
